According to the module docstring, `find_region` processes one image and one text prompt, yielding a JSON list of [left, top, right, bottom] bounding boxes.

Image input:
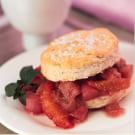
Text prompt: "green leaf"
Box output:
[[5, 83, 18, 97], [19, 91, 26, 105], [13, 87, 20, 99], [17, 80, 23, 85], [20, 66, 38, 84]]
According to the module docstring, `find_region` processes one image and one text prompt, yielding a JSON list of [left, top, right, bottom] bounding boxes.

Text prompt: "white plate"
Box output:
[[0, 42, 134, 135]]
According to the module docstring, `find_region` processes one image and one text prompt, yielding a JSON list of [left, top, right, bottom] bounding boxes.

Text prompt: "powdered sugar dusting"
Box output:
[[54, 32, 96, 49], [53, 32, 96, 49], [50, 32, 97, 61]]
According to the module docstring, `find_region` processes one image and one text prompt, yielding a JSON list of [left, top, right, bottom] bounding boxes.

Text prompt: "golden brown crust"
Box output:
[[41, 28, 120, 81]]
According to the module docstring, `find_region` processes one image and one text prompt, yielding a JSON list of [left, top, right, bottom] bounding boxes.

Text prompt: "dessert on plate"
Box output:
[[5, 28, 133, 129]]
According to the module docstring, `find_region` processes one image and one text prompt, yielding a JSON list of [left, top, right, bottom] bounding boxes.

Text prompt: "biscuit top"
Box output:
[[41, 28, 118, 69]]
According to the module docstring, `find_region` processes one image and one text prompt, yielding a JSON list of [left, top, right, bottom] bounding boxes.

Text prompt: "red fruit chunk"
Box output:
[[36, 81, 54, 96], [59, 99, 77, 113], [105, 102, 125, 117], [88, 77, 130, 94], [102, 68, 121, 80], [71, 103, 88, 122], [58, 82, 80, 100], [81, 83, 100, 100], [116, 59, 126, 69], [38, 82, 74, 129], [25, 93, 43, 114], [119, 65, 133, 78]]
